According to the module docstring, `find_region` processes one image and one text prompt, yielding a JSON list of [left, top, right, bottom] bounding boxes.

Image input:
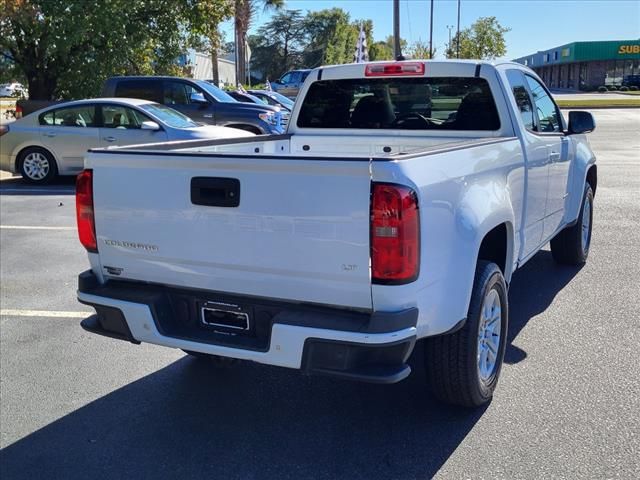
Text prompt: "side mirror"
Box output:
[[140, 121, 161, 131], [190, 92, 208, 104], [568, 111, 595, 134]]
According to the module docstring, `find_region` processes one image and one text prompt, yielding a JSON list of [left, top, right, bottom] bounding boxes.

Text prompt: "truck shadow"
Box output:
[[0, 349, 486, 479], [0, 176, 75, 195], [0, 250, 581, 479], [505, 249, 583, 364]]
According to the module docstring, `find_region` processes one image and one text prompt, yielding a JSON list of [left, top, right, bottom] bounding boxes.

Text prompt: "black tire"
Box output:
[[182, 350, 238, 367], [18, 147, 58, 184], [550, 183, 594, 265], [425, 261, 509, 407]]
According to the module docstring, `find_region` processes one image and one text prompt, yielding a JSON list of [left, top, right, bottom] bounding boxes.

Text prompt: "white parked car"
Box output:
[[0, 98, 253, 183], [0, 82, 26, 98]]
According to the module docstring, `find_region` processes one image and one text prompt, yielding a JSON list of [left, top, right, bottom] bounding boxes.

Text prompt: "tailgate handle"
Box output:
[[191, 177, 240, 207]]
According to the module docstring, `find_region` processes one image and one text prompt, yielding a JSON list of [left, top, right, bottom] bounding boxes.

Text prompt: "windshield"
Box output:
[[267, 92, 294, 109], [195, 80, 237, 103], [297, 77, 500, 131], [140, 103, 198, 128]]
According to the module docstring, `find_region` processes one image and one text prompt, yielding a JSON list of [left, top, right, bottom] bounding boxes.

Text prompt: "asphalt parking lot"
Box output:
[[1, 109, 639, 479]]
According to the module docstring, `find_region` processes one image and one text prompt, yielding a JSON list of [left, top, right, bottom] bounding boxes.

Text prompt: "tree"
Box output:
[[369, 35, 407, 61], [0, 0, 198, 99], [301, 9, 374, 67], [369, 41, 394, 61], [234, 0, 284, 85], [184, 0, 234, 86], [408, 39, 436, 59], [446, 16, 510, 60], [249, 9, 305, 80], [303, 8, 351, 67]]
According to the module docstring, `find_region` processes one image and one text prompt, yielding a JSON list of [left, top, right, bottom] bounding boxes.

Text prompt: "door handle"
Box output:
[[203, 114, 213, 118], [103, 136, 116, 142], [549, 152, 561, 162], [191, 177, 240, 207], [44, 132, 56, 138]]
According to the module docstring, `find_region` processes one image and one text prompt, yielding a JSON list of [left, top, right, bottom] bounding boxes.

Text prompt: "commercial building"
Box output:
[[177, 51, 237, 87], [513, 39, 640, 90]]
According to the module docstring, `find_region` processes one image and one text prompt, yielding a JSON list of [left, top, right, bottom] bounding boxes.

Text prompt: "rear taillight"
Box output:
[[0, 125, 8, 137], [76, 169, 97, 253], [15, 104, 22, 118], [371, 183, 420, 284]]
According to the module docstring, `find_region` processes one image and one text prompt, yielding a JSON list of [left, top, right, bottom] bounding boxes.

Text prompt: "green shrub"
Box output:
[[620, 86, 629, 91], [597, 86, 608, 93], [630, 86, 639, 91], [608, 85, 618, 91]]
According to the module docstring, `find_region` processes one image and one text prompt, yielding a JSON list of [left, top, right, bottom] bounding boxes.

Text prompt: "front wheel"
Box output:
[[550, 183, 594, 265], [425, 261, 508, 407], [18, 147, 58, 184]]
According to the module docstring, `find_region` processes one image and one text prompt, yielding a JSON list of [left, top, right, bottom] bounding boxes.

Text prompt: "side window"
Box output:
[[164, 82, 203, 105], [114, 80, 162, 103], [102, 105, 151, 129], [301, 71, 310, 82], [279, 73, 292, 84], [290, 72, 301, 84], [506, 70, 535, 131], [525, 76, 561, 133], [40, 111, 54, 125], [39, 105, 96, 127]]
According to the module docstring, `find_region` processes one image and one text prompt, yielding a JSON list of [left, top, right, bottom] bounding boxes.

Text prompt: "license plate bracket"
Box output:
[[199, 301, 250, 331]]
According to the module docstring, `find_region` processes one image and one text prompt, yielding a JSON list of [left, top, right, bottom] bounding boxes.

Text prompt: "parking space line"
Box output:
[[0, 225, 76, 231], [0, 309, 90, 318]]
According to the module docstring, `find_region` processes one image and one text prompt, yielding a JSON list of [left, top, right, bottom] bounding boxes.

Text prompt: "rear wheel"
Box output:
[[18, 147, 57, 184], [551, 183, 594, 265], [425, 261, 508, 407]]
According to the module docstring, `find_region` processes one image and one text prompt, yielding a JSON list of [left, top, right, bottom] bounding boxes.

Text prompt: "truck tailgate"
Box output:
[[89, 152, 373, 310]]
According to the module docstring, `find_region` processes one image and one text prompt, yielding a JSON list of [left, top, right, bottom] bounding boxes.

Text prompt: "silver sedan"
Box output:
[[0, 98, 253, 184]]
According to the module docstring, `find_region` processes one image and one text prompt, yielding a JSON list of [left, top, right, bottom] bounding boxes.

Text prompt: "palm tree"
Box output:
[[234, 0, 284, 85]]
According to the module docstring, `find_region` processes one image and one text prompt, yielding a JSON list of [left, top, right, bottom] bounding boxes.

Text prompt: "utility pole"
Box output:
[[393, 0, 401, 59], [429, 0, 434, 59], [456, 0, 461, 59], [447, 25, 454, 54]]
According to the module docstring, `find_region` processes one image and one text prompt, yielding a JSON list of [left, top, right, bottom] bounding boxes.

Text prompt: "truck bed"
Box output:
[[110, 132, 512, 160]]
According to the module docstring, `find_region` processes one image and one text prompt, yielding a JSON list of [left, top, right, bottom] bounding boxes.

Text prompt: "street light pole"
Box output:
[[456, 0, 461, 59], [393, 0, 401, 59], [429, 0, 434, 59]]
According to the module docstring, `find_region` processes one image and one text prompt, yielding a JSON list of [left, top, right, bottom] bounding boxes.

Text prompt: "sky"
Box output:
[[220, 0, 640, 61]]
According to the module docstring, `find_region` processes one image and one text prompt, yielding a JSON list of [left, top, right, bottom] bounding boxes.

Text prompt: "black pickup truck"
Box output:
[[17, 76, 284, 135]]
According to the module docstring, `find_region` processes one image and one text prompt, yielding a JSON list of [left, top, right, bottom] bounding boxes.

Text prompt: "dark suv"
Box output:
[[102, 76, 284, 135]]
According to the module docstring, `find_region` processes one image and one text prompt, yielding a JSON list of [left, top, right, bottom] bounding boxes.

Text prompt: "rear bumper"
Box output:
[[77, 271, 417, 384]]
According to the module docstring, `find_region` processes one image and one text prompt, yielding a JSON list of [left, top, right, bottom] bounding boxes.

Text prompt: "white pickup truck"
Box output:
[[76, 60, 597, 407]]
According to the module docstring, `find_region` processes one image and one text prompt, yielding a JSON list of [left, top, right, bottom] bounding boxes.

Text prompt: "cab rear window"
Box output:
[[297, 77, 500, 131]]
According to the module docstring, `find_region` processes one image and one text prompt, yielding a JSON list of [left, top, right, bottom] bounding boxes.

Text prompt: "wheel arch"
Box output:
[[565, 144, 596, 224], [477, 221, 515, 284], [15, 144, 60, 173], [586, 164, 597, 196], [225, 124, 263, 135]]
